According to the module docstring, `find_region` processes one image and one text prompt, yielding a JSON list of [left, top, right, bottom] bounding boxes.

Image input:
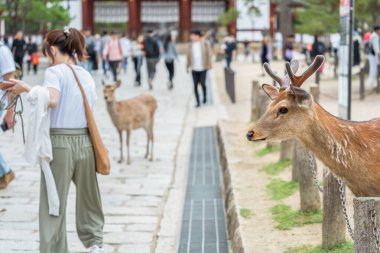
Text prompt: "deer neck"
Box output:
[[106, 99, 119, 123], [297, 103, 357, 181]]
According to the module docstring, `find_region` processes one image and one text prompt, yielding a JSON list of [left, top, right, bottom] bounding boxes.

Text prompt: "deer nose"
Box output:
[[246, 131, 254, 141]]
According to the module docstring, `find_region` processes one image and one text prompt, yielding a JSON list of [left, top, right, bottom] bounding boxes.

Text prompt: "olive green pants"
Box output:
[[39, 129, 104, 253]]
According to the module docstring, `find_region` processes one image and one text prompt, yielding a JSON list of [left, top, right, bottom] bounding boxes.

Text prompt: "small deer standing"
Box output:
[[103, 80, 157, 164], [247, 55, 380, 197]]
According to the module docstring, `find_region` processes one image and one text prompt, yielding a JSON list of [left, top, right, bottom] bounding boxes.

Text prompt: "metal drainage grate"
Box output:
[[178, 127, 228, 253]]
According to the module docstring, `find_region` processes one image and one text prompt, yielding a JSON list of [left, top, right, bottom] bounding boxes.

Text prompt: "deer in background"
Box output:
[[103, 80, 157, 164], [247, 55, 380, 197]]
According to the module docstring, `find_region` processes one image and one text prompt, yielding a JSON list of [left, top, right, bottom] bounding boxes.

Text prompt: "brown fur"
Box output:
[[103, 81, 158, 164], [250, 87, 380, 197]]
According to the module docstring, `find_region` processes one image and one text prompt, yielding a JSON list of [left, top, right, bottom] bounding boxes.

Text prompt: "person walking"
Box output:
[[284, 35, 294, 62], [103, 32, 124, 82], [100, 31, 110, 77], [26, 37, 39, 75], [163, 33, 177, 90], [0, 40, 16, 189], [143, 30, 160, 90], [5, 27, 105, 253], [84, 29, 96, 72], [120, 34, 131, 74], [11, 31, 26, 79], [368, 26, 380, 89], [132, 34, 144, 86], [222, 34, 237, 69], [310, 35, 326, 73], [186, 30, 212, 108], [260, 36, 273, 75]]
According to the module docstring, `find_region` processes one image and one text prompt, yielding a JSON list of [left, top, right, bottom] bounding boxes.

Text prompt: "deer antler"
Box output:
[[263, 60, 299, 88], [285, 55, 325, 87]]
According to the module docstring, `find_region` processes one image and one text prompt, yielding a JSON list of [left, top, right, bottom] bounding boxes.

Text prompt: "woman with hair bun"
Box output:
[[4, 27, 105, 253]]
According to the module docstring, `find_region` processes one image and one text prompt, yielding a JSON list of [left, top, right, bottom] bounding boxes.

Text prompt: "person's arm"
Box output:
[[3, 72, 15, 128]]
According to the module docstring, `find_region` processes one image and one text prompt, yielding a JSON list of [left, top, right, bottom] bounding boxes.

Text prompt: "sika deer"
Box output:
[[103, 80, 157, 164], [247, 55, 380, 197]]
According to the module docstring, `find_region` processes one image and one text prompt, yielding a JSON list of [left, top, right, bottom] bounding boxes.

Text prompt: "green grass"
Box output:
[[285, 241, 354, 253], [255, 145, 281, 157], [267, 179, 299, 200], [240, 208, 254, 219], [261, 159, 292, 175], [271, 204, 322, 230]]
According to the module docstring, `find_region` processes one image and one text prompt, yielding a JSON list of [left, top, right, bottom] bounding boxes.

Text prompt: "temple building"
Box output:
[[77, 0, 236, 41]]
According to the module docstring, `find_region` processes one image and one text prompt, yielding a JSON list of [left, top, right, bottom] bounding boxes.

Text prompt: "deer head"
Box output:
[[246, 55, 325, 142], [103, 80, 121, 102]]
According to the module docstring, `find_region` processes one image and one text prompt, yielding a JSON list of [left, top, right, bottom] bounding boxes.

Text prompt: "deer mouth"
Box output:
[[246, 131, 267, 142]]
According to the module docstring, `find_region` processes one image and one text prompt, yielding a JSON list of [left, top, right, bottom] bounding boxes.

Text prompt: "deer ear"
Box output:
[[262, 84, 279, 100]]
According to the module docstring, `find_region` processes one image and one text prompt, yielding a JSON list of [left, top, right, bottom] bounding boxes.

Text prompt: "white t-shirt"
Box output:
[[43, 64, 97, 128], [192, 42, 204, 71], [119, 37, 131, 57], [0, 44, 16, 99]]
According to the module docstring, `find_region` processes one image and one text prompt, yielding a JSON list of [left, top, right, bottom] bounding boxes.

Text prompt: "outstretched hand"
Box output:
[[5, 79, 31, 95]]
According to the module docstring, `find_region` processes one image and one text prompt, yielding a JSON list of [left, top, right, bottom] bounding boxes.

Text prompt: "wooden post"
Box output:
[[293, 141, 321, 211], [310, 84, 319, 102], [280, 139, 294, 161], [353, 197, 380, 252], [251, 80, 260, 121], [322, 170, 346, 249], [257, 90, 275, 149]]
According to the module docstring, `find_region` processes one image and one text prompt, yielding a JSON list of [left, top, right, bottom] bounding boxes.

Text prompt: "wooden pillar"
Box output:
[[82, 0, 94, 33], [227, 0, 236, 36], [179, 0, 192, 42], [269, 1, 276, 37], [128, 0, 142, 38]]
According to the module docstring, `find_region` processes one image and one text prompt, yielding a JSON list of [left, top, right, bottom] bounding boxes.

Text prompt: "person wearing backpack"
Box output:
[[310, 35, 326, 73], [367, 26, 380, 89], [143, 30, 160, 90]]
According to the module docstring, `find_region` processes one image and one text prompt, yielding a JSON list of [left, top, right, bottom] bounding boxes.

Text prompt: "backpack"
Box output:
[[144, 38, 160, 58], [364, 41, 372, 55]]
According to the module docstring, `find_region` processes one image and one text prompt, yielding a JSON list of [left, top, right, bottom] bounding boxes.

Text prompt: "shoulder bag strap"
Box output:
[[65, 64, 93, 119]]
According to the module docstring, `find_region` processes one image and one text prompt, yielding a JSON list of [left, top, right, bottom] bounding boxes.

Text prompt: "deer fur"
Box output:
[[103, 80, 157, 164], [247, 56, 380, 197]]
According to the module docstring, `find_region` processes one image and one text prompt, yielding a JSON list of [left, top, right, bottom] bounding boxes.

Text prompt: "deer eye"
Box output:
[[279, 107, 288, 114]]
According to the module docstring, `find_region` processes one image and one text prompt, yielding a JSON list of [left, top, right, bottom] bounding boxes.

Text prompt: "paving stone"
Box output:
[[0, 58, 192, 252]]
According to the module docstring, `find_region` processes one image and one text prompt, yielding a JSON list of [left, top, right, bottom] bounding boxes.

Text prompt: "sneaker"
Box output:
[[0, 170, 15, 189], [148, 80, 153, 90], [89, 245, 104, 253]]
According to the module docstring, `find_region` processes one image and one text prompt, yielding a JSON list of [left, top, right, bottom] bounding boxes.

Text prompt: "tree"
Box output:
[[1, 0, 70, 35], [217, 7, 239, 27], [295, 0, 339, 35]]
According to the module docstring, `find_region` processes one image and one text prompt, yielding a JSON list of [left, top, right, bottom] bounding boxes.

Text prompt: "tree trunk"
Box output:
[[353, 197, 380, 253], [293, 141, 321, 212], [278, 0, 293, 52], [322, 170, 346, 250], [280, 139, 294, 161], [292, 142, 300, 182], [251, 80, 260, 121]]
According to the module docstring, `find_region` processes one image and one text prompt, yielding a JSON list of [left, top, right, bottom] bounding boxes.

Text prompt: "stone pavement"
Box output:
[[0, 58, 195, 253]]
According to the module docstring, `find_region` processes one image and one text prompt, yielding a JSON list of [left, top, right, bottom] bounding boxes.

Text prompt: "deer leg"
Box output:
[[144, 129, 150, 159], [149, 129, 154, 162], [126, 129, 131, 165], [118, 130, 124, 163]]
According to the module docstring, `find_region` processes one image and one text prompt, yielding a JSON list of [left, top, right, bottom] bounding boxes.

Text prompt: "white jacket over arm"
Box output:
[[24, 86, 59, 216]]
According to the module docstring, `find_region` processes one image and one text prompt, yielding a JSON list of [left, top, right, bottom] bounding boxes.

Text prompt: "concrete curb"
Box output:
[[216, 123, 245, 253]]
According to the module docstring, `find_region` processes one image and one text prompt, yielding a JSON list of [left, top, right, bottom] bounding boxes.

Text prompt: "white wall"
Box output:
[[62, 1, 82, 30], [236, 0, 270, 41]]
